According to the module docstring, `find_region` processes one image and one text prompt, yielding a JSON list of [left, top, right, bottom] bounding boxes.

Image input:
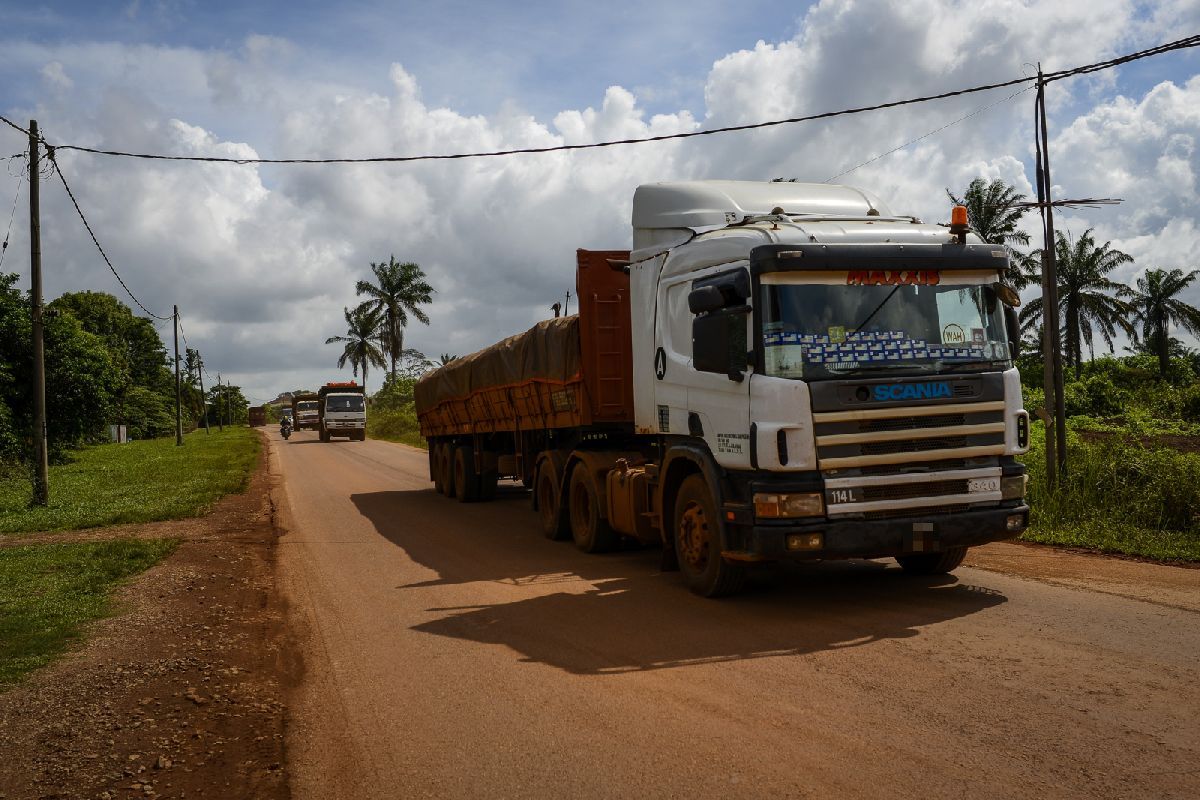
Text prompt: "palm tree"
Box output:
[[325, 306, 386, 393], [436, 353, 459, 366], [1126, 267, 1200, 378], [355, 256, 435, 379], [1019, 229, 1135, 379], [947, 177, 1038, 289]]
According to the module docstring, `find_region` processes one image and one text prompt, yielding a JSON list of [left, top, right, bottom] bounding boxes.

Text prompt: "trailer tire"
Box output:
[[432, 443, 446, 495], [439, 444, 456, 498], [453, 445, 480, 503], [895, 546, 968, 575], [536, 461, 569, 541], [568, 463, 617, 553], [673, 474, 746, 597]]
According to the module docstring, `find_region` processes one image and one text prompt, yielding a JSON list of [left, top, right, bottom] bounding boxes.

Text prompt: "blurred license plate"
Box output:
[[968, 477, 1000, 493]]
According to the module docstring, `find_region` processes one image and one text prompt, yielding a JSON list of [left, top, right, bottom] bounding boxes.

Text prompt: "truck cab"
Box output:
[[629, 181, 1029, 591], [318, 382, 367, 442]]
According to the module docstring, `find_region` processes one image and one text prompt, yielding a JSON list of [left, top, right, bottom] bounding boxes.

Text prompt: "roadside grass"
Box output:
[[1021, 423, 1200, 561], [0, 538, 177, 689], [0, 428, 259, 534], [367, 407, 427, 449]]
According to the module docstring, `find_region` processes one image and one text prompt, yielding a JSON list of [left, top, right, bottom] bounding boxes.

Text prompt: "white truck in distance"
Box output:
[[318, 382, 367, 442], [415, 180, 1031, 596]]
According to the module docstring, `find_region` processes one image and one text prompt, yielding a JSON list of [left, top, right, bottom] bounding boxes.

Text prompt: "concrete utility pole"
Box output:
[[173, 305, 183, 446], [29, 120, 49, 506], [1035, 67, 1068, 485], [217, 373, 224, 432]]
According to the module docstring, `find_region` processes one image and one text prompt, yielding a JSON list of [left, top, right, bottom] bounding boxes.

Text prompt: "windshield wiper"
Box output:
[[850, 285, 902, 335]]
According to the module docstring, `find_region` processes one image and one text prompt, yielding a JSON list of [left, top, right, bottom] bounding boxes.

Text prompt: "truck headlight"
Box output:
[[1001, 475, 1027, 500], [754, 492, 824, 518]]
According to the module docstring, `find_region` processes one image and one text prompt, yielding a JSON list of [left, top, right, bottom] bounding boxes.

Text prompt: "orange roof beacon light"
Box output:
[[949, 204, 970, 244]]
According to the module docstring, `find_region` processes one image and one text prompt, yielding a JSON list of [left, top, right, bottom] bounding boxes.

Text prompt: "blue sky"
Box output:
[[1, 0, 1199, 402]]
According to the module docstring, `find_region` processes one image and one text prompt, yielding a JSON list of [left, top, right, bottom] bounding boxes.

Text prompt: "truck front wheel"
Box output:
[[673, 474, 746, 597], [568, 463, 616, 553], [895, 546, 968, 575]]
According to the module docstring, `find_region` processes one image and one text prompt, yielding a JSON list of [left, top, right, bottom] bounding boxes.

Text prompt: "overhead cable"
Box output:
[[47, 148, 172, 320], [0, 33, 1195, 167]]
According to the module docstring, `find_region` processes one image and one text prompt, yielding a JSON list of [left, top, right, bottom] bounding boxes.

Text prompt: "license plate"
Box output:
[[826, 487, 863, 505], [967, 477, 1000, 494]]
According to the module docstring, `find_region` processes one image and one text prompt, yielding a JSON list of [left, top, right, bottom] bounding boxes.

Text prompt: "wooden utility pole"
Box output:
[[29, 120, 49, 505], [197, 354, 210, 434], [1035, 67, 1068, 483], [173, 305, 183, 446], [216, 373, 224, 432]]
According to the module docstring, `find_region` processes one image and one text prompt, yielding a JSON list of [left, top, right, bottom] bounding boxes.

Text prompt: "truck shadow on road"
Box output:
[[352, 488, 1008, 675]]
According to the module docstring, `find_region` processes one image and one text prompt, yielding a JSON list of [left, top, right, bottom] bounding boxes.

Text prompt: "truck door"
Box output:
[[664, 266, 753, 469]]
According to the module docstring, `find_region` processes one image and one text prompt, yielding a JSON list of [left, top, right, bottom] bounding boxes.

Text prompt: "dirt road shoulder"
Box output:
[[0, 432, 290, 800]]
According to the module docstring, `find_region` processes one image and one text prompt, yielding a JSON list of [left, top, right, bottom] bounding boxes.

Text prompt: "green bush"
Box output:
[[1022, 425, 1200, 559], [1062, 374, 1126, 418]]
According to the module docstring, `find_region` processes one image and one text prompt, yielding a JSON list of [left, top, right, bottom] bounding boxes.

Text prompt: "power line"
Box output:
[[823, 85, 1035, 183], [1, 33, 1195, 168], [0, 170, 23, 269], [46, 148, 173, 320]]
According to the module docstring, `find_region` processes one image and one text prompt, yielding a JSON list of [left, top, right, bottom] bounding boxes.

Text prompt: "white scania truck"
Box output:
[[415, 181, 1030, 596]]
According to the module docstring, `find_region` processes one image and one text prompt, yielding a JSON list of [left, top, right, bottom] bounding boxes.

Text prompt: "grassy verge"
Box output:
[[1020, 423, 1200, 561], [0, 428, 259, 535], [0, 538, 177, 688], [367, 408, 427, 449]]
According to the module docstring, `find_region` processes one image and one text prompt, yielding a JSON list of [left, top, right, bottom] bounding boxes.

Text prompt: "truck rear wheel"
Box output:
[[568, 463, 617, 553], [673, 474, 746, 597], [895, 546, 968, 575], [536, 461, 569, 540], [453, 445, 480, 503]]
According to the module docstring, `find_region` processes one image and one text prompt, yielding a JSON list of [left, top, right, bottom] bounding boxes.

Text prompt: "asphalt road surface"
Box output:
[[271, 429, 1200, 799]]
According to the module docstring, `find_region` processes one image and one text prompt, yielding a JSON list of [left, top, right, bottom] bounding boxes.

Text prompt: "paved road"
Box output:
[[271, 429, 1200, 799]]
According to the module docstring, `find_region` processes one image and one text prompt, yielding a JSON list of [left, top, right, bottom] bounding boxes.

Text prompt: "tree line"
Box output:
[[0, 273, 247, 465]]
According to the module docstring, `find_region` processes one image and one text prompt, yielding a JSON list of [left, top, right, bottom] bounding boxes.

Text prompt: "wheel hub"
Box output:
[[678, 502, 710, 569]]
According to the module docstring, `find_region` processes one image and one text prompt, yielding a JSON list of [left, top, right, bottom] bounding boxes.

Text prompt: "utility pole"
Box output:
[[216, 373, 224, 432], [173, 305, 183, 446], [564, 290, 571, 316], [197, 355, 210, 434], [1035, 67, 1068, 484], [29, 120, 49, 506]]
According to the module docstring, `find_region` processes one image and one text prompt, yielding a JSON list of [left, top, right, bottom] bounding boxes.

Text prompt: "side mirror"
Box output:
[[1004, 305, 1021, 359], [992, 281, 1021, 307], [688, 285, 725, 314], [693, 306, 750, 380]]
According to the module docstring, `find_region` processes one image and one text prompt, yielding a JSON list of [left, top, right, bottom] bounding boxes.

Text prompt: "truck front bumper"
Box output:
[[738, 503, 1029, 562]]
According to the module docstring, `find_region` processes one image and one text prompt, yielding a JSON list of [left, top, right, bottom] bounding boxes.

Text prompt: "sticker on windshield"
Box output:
[[942, 324, 966, 344], [828, 325, 846, 343], [971, 327, 986, 345]]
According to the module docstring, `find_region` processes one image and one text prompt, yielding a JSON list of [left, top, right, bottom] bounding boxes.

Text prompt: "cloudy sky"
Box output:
[[2, 0, 1199, 404]]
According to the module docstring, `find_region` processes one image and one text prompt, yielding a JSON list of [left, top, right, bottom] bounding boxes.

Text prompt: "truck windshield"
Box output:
[[325, 395, 364, 412], [297, 402, 318, 412], [761, 277, 1012, 380]]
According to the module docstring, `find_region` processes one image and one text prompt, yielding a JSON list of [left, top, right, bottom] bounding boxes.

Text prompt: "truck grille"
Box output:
[[861, 479, 968, 502], [812, 400, 1006, 470]]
